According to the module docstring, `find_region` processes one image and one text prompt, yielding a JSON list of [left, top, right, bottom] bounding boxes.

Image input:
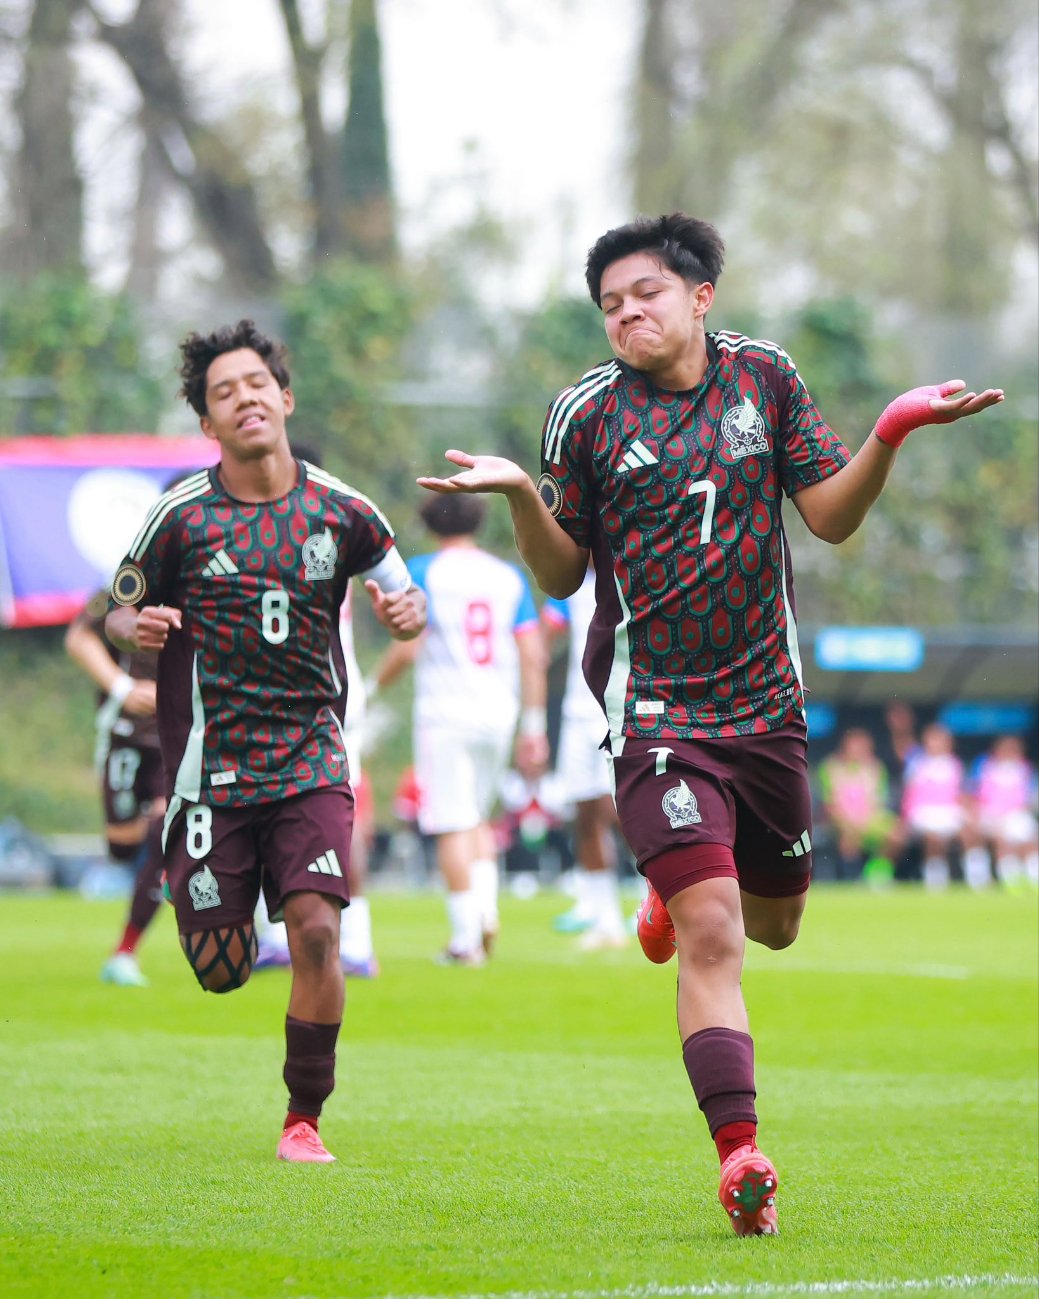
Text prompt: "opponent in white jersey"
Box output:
[[542, 564, 629, 948], [372, 494, 548, 962]]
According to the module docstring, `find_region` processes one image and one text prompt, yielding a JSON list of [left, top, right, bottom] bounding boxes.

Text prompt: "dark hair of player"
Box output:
[[419, 493, 487, 538], [177, 319, 291, 416], [584, 213, 726, 307]]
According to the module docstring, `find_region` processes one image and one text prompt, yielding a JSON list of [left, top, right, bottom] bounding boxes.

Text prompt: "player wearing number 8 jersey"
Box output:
[[417, 213, 1003, 1233], [106, 319, 425, 1163]]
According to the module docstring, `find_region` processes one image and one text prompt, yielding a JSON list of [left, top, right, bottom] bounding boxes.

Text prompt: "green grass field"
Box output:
[[1, 884, 1036, 1299]]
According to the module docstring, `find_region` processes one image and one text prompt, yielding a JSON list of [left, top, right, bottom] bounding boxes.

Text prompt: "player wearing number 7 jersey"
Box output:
[[417, 213, 1003, 1234], [106, 319, 425, 1164]]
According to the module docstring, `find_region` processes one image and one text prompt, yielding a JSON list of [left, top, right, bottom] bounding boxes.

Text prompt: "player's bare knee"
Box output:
[[287, 911, 340, 972], [677, 902, 744, 969]]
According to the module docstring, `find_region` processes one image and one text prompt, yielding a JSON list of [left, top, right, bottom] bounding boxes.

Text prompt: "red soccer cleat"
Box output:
[[636, 883, 677, 963], [718, 1145, 779, 1236], [277, 1121, 336, 1163]]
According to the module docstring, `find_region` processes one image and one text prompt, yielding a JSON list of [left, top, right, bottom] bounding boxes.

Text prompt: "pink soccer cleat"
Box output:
[[635, 883, 677, 963], [718, 1145, 779, 1236], [277, 1121, 336, 1163]]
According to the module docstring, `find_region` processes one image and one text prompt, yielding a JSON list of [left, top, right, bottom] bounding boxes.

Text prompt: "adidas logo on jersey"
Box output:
[[781, 830, 812, 858], [306, 850, 343, 877], [201, 549, 239, 577], [617, 439, 659, 473]]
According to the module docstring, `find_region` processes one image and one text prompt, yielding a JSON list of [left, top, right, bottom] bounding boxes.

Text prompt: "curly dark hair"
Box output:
[[419, 493, 487, 538], [177, 319, 291, 416], [584, 213, 725, 307]]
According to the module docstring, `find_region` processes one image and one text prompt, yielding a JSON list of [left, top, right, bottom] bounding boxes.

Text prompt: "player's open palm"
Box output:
[[417, 450, 527, 497]]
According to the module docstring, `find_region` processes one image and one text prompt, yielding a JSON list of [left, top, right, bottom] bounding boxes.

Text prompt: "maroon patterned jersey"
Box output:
[[537, 332, 850, 740], [108, 460, 399, 808]]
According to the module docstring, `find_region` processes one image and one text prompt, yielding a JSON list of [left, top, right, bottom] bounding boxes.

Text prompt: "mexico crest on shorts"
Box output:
[[188, 864, 221, 911], [302, 528, 337, 581], [721, 397, 769, 458], [662, 779, 703, 829]]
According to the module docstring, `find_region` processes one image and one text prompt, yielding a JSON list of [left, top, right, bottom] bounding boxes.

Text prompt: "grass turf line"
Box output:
[[0, 886, 1035, 1298]]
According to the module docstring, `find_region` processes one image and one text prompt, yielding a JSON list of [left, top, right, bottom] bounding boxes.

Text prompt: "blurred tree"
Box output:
[[279, 0, 396, 265], [630, 0, 1037, 336], [340, 0, 396, 263], [278, 258, 417, 495], [89, 0, 279, 293], [0, 273, 165, 434], [8, 0, 85, 276]]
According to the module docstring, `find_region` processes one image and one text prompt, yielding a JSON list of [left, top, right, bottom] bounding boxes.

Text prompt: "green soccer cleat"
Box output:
[[101, 953, 149, 988]]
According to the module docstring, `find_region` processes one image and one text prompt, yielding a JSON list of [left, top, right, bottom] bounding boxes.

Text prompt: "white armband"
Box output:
[[109, 673, 134, 706], [360, 547, 412, 595], [519, 707, 548, 738]]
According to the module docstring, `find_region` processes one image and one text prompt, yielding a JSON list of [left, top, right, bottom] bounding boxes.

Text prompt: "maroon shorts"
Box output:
[[610, 720, 813, 900], [164, 785, 355, 935], [102, 743, 165, 829]]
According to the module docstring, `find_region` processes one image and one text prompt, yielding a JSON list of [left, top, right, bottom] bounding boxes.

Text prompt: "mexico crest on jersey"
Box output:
[[721, 397, 769, 458], [662, 779, 703, 829], [302, 528, 337, 581]]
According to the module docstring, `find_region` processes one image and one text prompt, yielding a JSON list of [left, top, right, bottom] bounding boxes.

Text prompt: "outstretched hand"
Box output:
[[416, 449, 529, 496], [873, 380, 1004, 449]]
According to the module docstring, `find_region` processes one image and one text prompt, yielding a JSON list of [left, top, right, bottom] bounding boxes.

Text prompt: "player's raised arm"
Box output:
[[793, 379, 1004, 544], [417, 450, 588, 599]]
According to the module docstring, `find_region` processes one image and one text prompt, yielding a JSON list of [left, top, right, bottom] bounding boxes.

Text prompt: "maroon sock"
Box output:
[[714, 1119, 758, 1164], [682, 1027, 758, 1139], [284, 1110, 318, 1133], [116, 923, 143, 956], [128, 820, 165, 933], [283, 1016, 340, 1118]]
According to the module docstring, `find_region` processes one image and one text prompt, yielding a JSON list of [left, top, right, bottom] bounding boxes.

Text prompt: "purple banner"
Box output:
[[0, 435, 219, 628]]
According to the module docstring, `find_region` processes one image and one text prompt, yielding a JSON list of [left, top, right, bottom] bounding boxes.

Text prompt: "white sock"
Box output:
[[1025, 851, 1039, 885], [996, 853, 1023, 885], [962, 847, 992, 890], [340, 896, 373, 961], [446, 889, 482, 954], [586, 869, 625, 936], [571, 867, 595, 921], [471, 858, 499, 931], [922, 857, 949, 890]]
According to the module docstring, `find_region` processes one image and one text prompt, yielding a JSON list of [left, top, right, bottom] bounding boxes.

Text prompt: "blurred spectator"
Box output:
[[963, 736, 1039, 889], [495, 766, 573, 886], [900, 723, 967, 889], [817, 728, 902, 883]]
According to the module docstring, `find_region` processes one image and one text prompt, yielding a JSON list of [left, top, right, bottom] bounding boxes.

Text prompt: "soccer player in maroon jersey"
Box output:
[[65, 592, 166, 987], [106, 319, 425, 1163], [417, 213, 1004, 1233]]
